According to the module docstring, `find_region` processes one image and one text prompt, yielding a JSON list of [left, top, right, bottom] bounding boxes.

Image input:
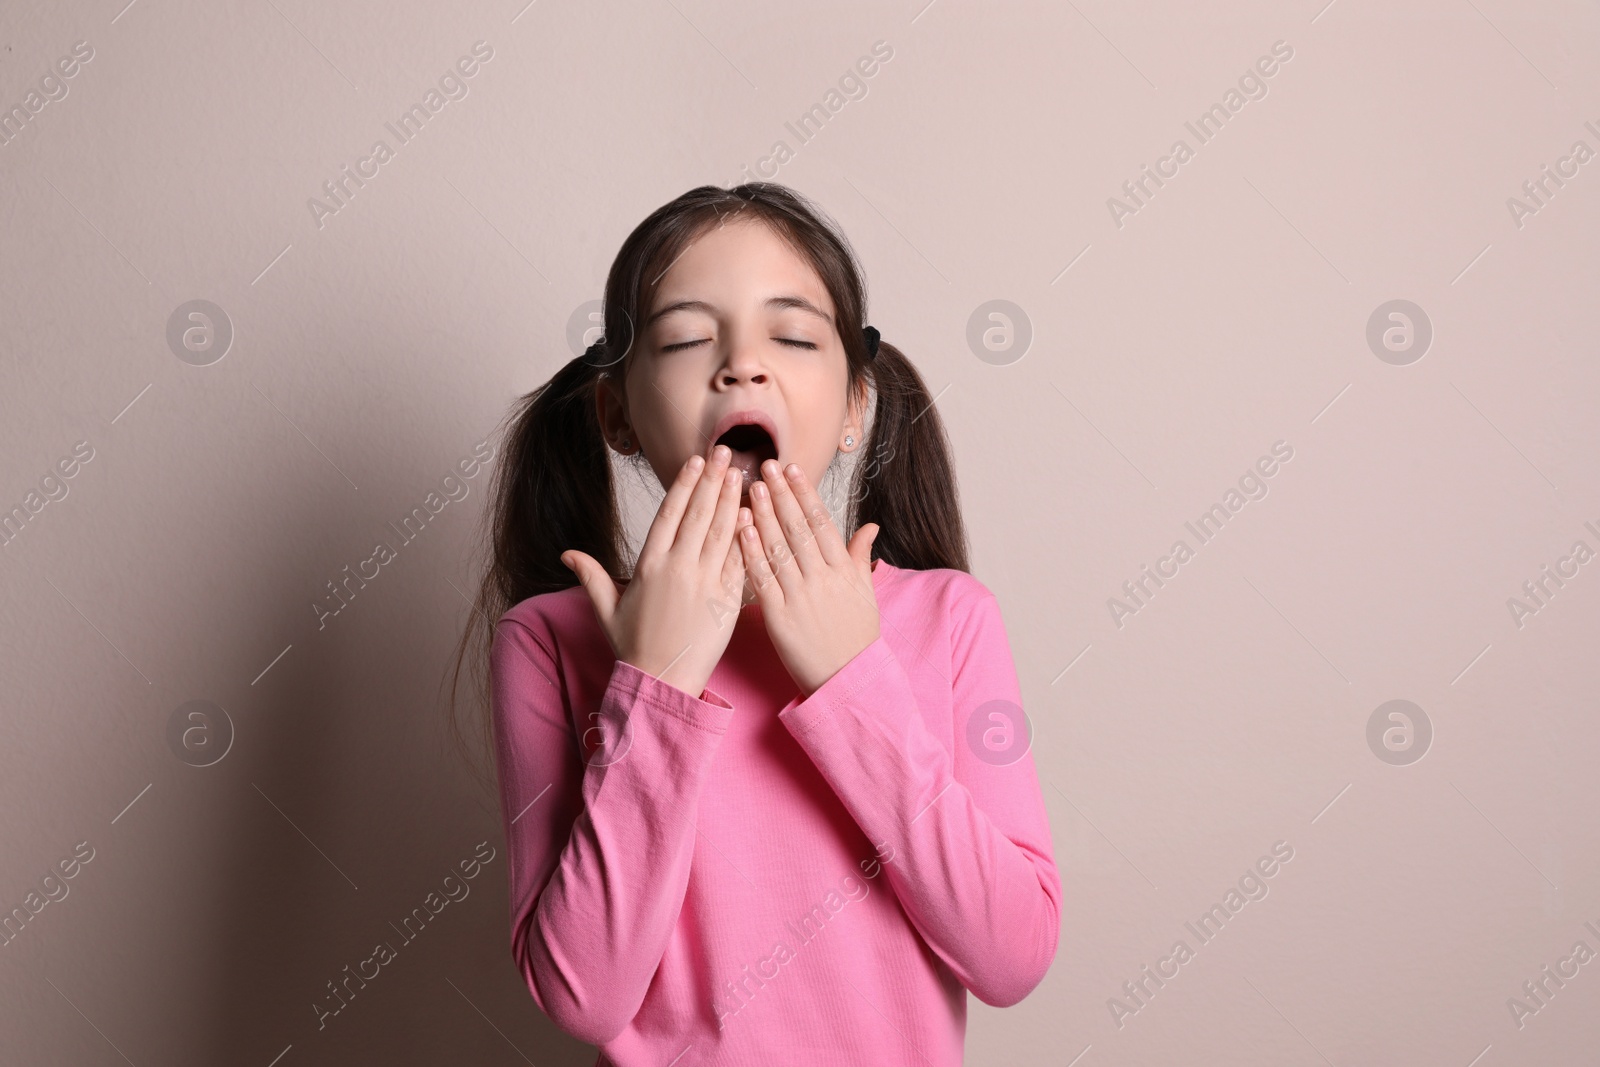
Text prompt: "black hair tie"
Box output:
[[863, 325, 881, 360]]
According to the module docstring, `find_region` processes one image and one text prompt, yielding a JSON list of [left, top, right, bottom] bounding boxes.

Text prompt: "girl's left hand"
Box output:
[[740, 459, 881, 698]]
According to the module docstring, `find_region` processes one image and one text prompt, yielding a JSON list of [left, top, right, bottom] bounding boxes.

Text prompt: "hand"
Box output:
[[562, 441, 747, 699], [739, 458, 881, 697]]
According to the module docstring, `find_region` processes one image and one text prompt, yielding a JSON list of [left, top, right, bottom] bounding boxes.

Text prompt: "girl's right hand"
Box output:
[[561, 442, 748, 699]]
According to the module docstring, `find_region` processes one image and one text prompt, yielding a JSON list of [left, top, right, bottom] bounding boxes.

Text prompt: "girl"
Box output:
[[450, 183, 1060, 1065]]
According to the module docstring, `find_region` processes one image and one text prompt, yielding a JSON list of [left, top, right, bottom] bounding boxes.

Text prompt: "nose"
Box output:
[[717, 331, 769, 387]]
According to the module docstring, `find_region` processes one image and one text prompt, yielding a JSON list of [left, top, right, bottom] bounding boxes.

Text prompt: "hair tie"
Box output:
[[863, 325, 881, 360]]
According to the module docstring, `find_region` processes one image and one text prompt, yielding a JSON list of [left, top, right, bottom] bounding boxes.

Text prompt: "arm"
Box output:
[[490, 616, 736, 1044], [775, 582, 1062, 1006]]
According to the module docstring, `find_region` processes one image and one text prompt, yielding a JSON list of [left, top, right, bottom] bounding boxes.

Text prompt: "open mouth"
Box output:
[[715, 422, 779, 494]]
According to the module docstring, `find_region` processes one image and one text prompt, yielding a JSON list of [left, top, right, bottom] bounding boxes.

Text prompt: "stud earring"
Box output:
[[844, 435, 854, 448], [621, 436, 632, 450]]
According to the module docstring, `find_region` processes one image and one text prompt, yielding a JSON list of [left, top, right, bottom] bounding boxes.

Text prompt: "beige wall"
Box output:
[[3, 0, 1598, 1063]]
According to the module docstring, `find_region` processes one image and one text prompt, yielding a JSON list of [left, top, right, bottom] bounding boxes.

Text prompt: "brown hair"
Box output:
[[445, 182, 969, 794]]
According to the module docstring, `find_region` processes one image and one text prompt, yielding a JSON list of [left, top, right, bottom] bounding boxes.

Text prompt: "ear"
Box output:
[[594, 373, 636, 455], [843, 375, 870, 450]]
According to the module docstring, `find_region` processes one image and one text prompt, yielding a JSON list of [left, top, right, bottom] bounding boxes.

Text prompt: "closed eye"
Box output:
[[660, 338, 817, 352]]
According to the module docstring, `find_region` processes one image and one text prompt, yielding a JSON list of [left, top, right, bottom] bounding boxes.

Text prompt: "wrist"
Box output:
[[623, 657, 707, 701], [656, 669, 709, 701]]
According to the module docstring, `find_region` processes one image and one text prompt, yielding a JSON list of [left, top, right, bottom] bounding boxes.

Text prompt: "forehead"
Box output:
[[646, 217, 834, 322]]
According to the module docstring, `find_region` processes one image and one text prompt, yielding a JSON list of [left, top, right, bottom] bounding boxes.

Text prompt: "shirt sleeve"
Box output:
[[775, 584, 1062, 1007], [490, 615, 737, 1045]]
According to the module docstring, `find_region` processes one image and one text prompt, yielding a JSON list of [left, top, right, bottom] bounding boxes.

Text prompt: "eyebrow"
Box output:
[[644, 296, 833, 328]]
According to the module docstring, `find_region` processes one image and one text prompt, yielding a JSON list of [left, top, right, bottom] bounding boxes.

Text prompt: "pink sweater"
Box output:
[[490, 559, 1061, 1065]]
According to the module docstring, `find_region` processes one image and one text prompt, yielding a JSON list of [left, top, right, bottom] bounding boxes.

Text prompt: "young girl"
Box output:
[[451, 182, 1060, 1065]]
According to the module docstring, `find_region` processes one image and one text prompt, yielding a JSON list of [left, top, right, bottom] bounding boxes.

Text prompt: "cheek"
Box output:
[[792, 370, 851, 454], [622, 368, 675, 444], [625, 378, 705, 473]]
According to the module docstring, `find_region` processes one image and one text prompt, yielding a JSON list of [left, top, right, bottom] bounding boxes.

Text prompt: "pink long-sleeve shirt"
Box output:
[[490, 558, 1061, 1065]]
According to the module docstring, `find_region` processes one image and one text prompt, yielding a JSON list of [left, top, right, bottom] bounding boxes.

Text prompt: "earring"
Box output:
[[844, 435, 854, 448], [621, 436, 632, 450]]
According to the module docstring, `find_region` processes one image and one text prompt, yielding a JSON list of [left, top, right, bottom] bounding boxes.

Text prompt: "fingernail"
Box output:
[[785, 463, 802, 481], [714, 444, 731, 463], [688, 455, 704, 472]]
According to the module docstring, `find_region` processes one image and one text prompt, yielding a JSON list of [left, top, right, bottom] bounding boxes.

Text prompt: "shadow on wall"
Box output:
[[188, 431, 598, 1065]]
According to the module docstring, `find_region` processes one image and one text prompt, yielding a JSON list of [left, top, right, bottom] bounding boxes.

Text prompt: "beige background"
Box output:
[[2, 0, 1598, 1063]]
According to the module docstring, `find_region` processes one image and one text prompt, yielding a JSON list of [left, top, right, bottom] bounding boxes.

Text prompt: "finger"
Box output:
[[561, 549, 618, 626], [847, 523, 880, 571], [719, 524, 746, 609], [747, 475, 802, 595], [739, 507, 785, 606], [638, 452, 708, 567], [670, 443, 733, 555], [731, 504, 755, 601], [758, 459, 824, 576], [777, 460, 850, 568], [700, 458, 744, 568]]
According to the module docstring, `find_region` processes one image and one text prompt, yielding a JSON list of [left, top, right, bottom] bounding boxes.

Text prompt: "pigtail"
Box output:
[[445, 351, 623, 797], [851, 339, 971, 574], [490, 353, 626, 605]]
